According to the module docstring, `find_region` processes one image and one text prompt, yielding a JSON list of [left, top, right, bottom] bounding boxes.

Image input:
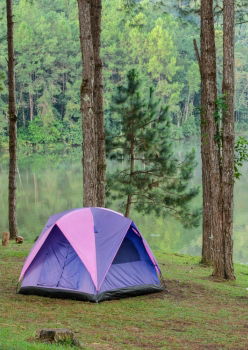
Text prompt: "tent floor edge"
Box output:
[[96, 284, 164, 302], [18, 286, 98, 302], [18, 284, 164, 303]]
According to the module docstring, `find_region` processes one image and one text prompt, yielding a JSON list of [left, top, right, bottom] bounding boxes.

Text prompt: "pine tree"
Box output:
[[77, 0, 105, 207], [91, 0, 106, 207], [77, 0, 98, 207], [198, 0, 236, 279], [213, 0, 235, 280], [6, 0, 18, 239], [107, 69, 200, 226]]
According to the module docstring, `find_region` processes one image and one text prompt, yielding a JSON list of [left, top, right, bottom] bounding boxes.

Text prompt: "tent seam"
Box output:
[[97, 223, 132, 292]]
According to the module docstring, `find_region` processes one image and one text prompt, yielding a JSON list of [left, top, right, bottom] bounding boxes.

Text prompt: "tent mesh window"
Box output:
[[112, 236, 140, 264]]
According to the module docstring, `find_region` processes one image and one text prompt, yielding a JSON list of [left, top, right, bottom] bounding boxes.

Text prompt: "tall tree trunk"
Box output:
[[6, 0, 18, 239], [29, 90, 33, 121], [91, 0, 106, 207], [125, 136, 135, 217], [22, 108, 25, 127], [212, 0, 235, 280], [184, 91, 191, 122], [200, 0, 221, 265], [77, 0, 98, 207]]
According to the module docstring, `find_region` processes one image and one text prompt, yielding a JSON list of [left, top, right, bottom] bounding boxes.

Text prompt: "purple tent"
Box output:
[[18, 207, 163, 302]]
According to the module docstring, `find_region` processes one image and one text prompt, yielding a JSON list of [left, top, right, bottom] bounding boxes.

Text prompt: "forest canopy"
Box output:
[[0, 0, 247, 148]]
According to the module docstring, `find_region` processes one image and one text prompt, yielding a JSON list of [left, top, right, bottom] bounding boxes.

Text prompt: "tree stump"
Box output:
[[37, 328, 83, 348], [15, 235, 24, 244], [2, 232, 10, 246]]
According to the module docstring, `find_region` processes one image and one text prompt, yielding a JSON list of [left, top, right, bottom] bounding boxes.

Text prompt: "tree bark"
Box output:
[[212, 0, 235, 280], [6, 0, 18, 239], [22, 108, 25, 127], [90, 0, 106, 207], [125, 130, 135, 217], [2, 232, 10, 246], [125, 135, 135, 217], [77, 0, 98, 207], [29, 90, 33, 121], [200, 0, 221, 265], [125, 195, 132, 218]]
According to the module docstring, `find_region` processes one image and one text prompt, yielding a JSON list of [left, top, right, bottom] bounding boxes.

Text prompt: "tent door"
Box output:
[[37, 228, 82, 290], [57, 244, 82, 290]]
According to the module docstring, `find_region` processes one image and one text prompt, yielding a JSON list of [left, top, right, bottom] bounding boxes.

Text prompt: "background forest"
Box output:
[[2, 2, 248, 349], [0, 0, 248, 150], [1, 0, 248, 264]]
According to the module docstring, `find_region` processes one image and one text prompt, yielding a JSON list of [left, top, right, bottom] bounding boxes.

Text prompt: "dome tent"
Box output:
[[18, 207, 163, 302]]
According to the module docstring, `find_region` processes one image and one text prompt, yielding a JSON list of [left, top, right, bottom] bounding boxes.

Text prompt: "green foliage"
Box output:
[[182, 115, 198, 138], [234, 136, 248, 179], [0, 70, 8, 149], [156, 0, 248, 24], [212, 95, 248, 180], [19, 117, 63, 145], [0, 72, 4, 92], [0, 0, 247, 146], [0, 0, 204, 146], [107, 70, 200, 227], [0, 0, 81, 147], [18, 117, 82, 147], [214, 94, 226, 148]]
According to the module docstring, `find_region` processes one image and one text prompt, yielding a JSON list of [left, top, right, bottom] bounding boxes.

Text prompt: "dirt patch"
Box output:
[[141, 289, 168, 300], [235, 295, 248, 302], [120, 338, 163, 349], [124, 326, 142, 333], [134, 279, 211, 303], [89, 343, 114, 350], [163, 279, 209, 301]]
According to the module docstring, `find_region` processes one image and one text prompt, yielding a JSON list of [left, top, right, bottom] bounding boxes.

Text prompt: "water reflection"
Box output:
[[0, 143, 248, 263]]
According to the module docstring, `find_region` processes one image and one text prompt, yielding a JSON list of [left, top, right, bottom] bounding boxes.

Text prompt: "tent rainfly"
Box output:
[[18, 207, 163, 302]]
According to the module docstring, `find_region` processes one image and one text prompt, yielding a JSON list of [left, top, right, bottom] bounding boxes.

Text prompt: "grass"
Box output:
[[1, 242, 248, 349]]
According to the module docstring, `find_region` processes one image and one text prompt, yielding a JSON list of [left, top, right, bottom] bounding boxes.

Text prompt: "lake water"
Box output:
[[0, 142, 248, 263]]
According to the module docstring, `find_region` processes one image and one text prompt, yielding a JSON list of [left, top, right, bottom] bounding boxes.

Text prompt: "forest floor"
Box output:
[[1, 242, 248, 350]]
